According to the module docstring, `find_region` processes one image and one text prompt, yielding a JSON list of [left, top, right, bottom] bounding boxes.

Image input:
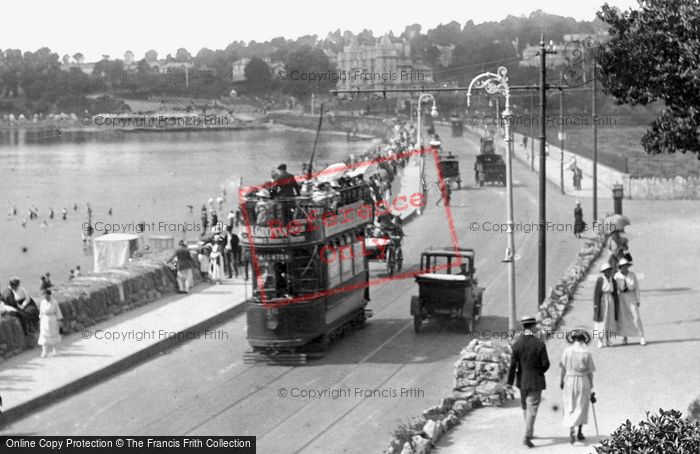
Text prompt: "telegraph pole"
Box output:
[[592, 47, 598, 221], [559, 72, 565, 195], [538, 36, 548, 305]]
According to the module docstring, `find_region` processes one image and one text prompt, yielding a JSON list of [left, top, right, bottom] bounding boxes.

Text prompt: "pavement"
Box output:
[[435, 199, 700, 453], [0, 277, 251, 423]]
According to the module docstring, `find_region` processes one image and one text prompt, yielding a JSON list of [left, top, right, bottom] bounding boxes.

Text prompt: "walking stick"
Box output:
[[591, 393, 600, 437]]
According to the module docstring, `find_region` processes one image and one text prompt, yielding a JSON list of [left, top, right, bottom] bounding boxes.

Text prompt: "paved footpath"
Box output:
[[435, 198, 700, 453], [0, 278, 250, 422]]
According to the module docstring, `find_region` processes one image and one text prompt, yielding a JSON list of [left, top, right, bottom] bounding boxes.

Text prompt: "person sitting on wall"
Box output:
[[0, 278, 39, 335]]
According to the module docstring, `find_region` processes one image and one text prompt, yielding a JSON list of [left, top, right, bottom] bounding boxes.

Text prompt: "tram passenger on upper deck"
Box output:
[[255, 189, 275, 225], [274, 163, 301, 198], [311, 182, 339, 212]]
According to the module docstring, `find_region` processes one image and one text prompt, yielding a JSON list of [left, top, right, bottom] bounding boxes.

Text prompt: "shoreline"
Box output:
[[0, 121, 269, 133]]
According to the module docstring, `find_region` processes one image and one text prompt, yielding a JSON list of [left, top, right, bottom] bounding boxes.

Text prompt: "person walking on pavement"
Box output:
[[169, 240, 196, 293], [614, 258, 647, 346], [209, 235, 224, 284], [560, 329, 596, 444], [435, 180, 451, 207], [593, 262, 619, 348], [507, 316, 550, 448], [37, 289, 63, 357], [573, 200, 585, 239]]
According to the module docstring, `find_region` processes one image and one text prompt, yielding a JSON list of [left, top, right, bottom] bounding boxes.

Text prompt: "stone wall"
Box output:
[[385, 340, 513, 454], [0, 250, 202, 361], [535, 226, 607, 332], [629, 176, 700, 199]]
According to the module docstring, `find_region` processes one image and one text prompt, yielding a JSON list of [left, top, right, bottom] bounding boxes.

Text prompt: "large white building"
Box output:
[[335, 35, 434, 95]]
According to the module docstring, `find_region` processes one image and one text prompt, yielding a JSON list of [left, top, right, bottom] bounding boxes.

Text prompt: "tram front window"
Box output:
[[256, 258, 289, 298]]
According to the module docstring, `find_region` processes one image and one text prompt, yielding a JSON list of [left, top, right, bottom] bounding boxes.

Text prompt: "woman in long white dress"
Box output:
[[614, 258, 647, 345], [560, 329, 595, 444], [38, 289, 63, 357], [593, 262, 619, 348], [209, 236, 224, 284]]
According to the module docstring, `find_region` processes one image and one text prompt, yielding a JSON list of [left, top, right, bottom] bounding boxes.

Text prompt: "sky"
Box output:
[[2, 0, 639, 62]]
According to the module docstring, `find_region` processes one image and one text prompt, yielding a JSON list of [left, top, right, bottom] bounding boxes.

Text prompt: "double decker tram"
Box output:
[[240, 178, 373, 365]]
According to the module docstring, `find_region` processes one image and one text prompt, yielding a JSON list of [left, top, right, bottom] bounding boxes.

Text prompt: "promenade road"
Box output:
[[1, 124, 602, 453]]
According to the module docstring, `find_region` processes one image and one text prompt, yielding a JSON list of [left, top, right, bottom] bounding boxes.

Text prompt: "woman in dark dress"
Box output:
[[573, 201, 585, 238]]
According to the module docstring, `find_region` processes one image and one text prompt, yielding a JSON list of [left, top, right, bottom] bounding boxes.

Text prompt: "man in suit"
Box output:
[[274, 164, 301, 198], [507, 315, 550, 448], [169, 241, 196, 293]]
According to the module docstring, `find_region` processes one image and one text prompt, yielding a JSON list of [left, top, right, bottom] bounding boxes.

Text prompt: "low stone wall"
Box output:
[[0, 250, 202, 361], [629, 176, 700, 199], [535, 226, 607, 332], [385, 340, 513, 454], [383, 224, 609, 454]]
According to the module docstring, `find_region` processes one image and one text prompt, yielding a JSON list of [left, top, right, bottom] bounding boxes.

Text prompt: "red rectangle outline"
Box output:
[[238, 146, 462, 308]]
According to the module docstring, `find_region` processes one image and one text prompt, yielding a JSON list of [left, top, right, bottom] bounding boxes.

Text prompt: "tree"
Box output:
[[597, 0, 700, 157], [175, 48, 191, 62], [283, 46, 334, 99], [73, 52, 84, 64], [145, 49, 158, 63], [243, 57, 271, 89]]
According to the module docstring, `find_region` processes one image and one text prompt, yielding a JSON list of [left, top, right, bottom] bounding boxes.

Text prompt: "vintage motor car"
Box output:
[[411, 247, 483, 333]]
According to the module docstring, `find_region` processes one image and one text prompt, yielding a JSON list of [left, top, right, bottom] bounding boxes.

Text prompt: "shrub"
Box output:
[[388, 416, 425, 452], [596, 408, 700, 453], [688, 397, 700, 422]]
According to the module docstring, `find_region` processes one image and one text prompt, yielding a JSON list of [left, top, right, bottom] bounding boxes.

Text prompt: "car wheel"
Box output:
[[414, 315, 422, 333], [465, 317, 474, 334]]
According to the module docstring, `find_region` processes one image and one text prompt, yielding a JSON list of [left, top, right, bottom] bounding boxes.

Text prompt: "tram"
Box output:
[[240, 176, 373, 365]]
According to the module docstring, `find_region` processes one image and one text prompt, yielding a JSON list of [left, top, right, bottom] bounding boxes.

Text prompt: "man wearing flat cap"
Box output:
[[507, 315, 550, 448], [273, 163, 301, 198]]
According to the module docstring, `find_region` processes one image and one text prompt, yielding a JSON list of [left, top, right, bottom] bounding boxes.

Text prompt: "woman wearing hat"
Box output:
[[38, 289, 63, 357], [593, 262, 619, 348], [614, 258, 647, 345], [255, 189, 274, 225], [209, 235, 224, 284], [573, 201, 585, 239], [559, 329, 595, 443]]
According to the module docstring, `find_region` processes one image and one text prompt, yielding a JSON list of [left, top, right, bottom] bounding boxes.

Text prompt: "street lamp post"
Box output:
[[467, 66, 516, 330], [416, 93, 438, 149], [416, 93, 438, 216]]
